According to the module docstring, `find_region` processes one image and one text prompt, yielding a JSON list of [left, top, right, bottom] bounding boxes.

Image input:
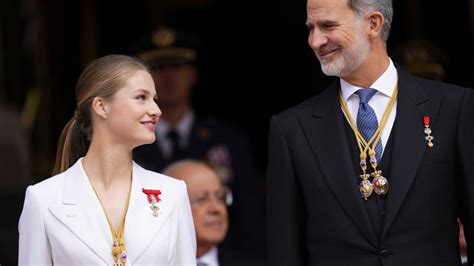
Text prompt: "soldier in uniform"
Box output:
[[132, 27, 265, 255]]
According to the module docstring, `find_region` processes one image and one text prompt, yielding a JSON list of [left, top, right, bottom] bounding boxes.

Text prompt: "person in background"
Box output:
[[164, 160, 265, 266], [458, 219, 468, 266], [267, 0, 474, 265], [0, 106, 32, 265], [391, 39, 450, 82], [132, 26, 265, 254], [18, 54, 196, 265]]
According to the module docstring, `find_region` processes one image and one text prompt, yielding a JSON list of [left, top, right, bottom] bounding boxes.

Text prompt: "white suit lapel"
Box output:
[[48, 159, 113, 264], [125, 162, 176, 264]]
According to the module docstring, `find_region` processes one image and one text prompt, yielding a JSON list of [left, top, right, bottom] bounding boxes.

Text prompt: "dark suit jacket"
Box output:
[[218, 246, 266, 266], [267, 69, 474, 266], [134, 115, 265, 254]]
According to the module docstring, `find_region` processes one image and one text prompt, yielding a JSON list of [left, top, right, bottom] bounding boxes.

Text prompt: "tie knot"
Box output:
[[355, 88, 377, 104]]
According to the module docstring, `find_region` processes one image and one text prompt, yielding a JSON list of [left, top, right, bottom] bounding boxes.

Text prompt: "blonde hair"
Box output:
[[52, 54, 149, 175]]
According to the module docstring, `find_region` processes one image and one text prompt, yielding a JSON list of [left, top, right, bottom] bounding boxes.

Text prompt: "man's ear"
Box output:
[[91, 96, 109, 119], [366, 11, 384, 39]]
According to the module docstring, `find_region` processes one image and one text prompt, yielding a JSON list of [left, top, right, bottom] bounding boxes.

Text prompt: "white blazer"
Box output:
[[18, 159, 196, 265]]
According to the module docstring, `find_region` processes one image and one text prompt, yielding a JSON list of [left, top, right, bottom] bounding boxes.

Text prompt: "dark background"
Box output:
[[1, 0, 473, 263]]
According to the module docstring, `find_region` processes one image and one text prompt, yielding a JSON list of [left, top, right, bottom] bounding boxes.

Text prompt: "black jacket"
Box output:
[[267, 69, 474, 265]]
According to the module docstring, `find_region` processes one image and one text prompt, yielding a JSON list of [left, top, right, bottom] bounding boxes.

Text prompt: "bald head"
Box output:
[[163, 160, 222, 188], [163, 160, 229, 256]]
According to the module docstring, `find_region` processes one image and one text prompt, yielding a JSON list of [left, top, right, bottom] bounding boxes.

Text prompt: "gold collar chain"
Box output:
[[339, 83, 398, 200], [91, 181, 132, 265]]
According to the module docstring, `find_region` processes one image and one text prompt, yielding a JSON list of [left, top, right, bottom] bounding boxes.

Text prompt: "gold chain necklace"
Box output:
[[91, 180, 132, 266], [339, 83, 398, 200]]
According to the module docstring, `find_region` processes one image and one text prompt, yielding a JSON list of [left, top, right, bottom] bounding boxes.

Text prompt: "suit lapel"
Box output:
[[298, 81, 379, 248], [49, 160, 177, 264], [381, 70, 441, 239], [125, 162, 176, 264], [48, 159, 112, 264]]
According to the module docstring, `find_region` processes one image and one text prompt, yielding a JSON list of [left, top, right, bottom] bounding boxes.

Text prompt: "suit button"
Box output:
[[382, 211, 386, 216], [379, 249, 389, 258]]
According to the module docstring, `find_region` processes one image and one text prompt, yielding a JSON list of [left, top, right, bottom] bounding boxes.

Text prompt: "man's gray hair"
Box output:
[[348, 0, 393, 42]]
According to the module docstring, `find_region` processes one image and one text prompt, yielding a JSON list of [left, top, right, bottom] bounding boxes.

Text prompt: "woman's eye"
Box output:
[[136, 95, 146, 100]]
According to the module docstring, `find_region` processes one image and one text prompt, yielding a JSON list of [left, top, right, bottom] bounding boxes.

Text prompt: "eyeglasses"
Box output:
[[190, 187, 233, 207]]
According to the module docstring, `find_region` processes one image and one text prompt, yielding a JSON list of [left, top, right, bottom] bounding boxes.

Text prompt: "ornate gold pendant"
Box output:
[[142, 188, 162, 217], [371, 170, 389, 195], [150, 197, 160, 216], [150, 204, 160, 216], [359, 173, 373, 200]]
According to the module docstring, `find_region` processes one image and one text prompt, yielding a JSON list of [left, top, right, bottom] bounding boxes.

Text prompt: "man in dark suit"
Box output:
[[131, 27, 265, 254], [164, 160, 265, 266], [267, 0, 473, 265]]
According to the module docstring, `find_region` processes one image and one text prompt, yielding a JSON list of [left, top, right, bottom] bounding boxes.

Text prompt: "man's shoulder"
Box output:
[[414, 76, 466, 92], [399, 68, 468, 97], [193, 114, 251, 141], [412, 77, 473, 109], [194, 115, 241, 130], [272, 82, 337, 121]]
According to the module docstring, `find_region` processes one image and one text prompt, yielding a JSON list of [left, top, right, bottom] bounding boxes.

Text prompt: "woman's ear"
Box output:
[[91, 96, 108, 119], [366, 11, 384, 39]]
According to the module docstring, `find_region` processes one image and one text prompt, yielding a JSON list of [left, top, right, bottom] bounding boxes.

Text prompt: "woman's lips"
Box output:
[[141, 121, 156, 132]]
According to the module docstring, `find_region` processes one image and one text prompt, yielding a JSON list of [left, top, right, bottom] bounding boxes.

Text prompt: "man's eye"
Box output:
[[195, 196, 207, 204], [323, 23, 337, 29], [215, 191, 226, 201]]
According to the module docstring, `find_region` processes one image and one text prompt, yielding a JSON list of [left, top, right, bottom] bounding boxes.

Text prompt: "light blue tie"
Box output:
[[355, 88, 383, 162]]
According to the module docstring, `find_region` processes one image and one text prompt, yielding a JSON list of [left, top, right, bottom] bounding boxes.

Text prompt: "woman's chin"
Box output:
[[134, 135, 156, 148]]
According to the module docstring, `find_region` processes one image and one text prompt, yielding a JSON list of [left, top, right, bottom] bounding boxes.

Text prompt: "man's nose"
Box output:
[[206, 197, 225, 211], [308, 30, 328, 50]]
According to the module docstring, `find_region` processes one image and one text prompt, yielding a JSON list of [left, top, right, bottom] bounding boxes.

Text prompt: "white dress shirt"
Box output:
[[197, 246, 219, 266], [340, 58, 398, 156], [156, 110, 195, 159]]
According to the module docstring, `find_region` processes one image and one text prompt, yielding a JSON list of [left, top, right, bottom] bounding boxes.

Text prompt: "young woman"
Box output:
[[19, 55, 196, 265]]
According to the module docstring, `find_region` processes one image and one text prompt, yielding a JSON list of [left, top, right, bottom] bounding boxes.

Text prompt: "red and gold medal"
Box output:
[[142, 188, 161, 217]]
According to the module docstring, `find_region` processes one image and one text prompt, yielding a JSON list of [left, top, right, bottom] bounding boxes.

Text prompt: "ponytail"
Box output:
[[52, 54, 149, 175], [52, 115, 90, 175]]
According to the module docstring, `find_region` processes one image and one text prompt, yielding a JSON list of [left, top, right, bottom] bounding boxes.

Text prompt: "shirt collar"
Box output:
[[340, 58, 398, 101], [197, 246, 219, 266]]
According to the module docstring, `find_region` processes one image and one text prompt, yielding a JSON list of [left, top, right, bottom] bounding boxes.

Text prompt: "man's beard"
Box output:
[[317, 25, 370, 77]]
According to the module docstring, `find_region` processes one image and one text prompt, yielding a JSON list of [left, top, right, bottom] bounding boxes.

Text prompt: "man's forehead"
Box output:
[[186, 172, 222, 190]]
